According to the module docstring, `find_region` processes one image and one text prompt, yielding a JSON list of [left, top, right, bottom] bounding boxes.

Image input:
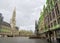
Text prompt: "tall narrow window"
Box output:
[[47, 15, 49, 23], [54, 20, 57, 26], [55, 3, 60, 17], [58, 18, 60, 24], [49, 13, 52, 21], [49, 13, 52, 22], [52, 9, 55, 19], [48, 25, 50, 28], [51, 23, 53, 28]]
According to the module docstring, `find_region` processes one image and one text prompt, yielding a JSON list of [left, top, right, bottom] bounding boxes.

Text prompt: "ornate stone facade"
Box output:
[[10, 8, 16, 31]]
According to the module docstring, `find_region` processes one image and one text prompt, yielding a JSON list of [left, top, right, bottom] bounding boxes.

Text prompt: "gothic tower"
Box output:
[[10, 7, 16, 31]]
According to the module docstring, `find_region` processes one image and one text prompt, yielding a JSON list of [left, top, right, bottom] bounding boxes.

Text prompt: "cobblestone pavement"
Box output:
[[0, 37, 59, 43]]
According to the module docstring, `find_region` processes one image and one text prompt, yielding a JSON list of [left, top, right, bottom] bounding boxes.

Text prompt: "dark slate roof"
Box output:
[[2, 21, 11, 27]]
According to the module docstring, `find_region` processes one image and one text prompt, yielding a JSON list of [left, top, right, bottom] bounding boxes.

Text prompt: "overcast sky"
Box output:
[[0, 0, 46, 32]]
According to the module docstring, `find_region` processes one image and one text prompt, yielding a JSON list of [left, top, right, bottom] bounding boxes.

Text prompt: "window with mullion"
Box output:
[[52, 9, 55, 19], [58, 18, 60, 24], [51, 23, 53, 28], [49, 13, 52, 21], [55, 3, 60, 17], [54, 20, 57, 26]]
